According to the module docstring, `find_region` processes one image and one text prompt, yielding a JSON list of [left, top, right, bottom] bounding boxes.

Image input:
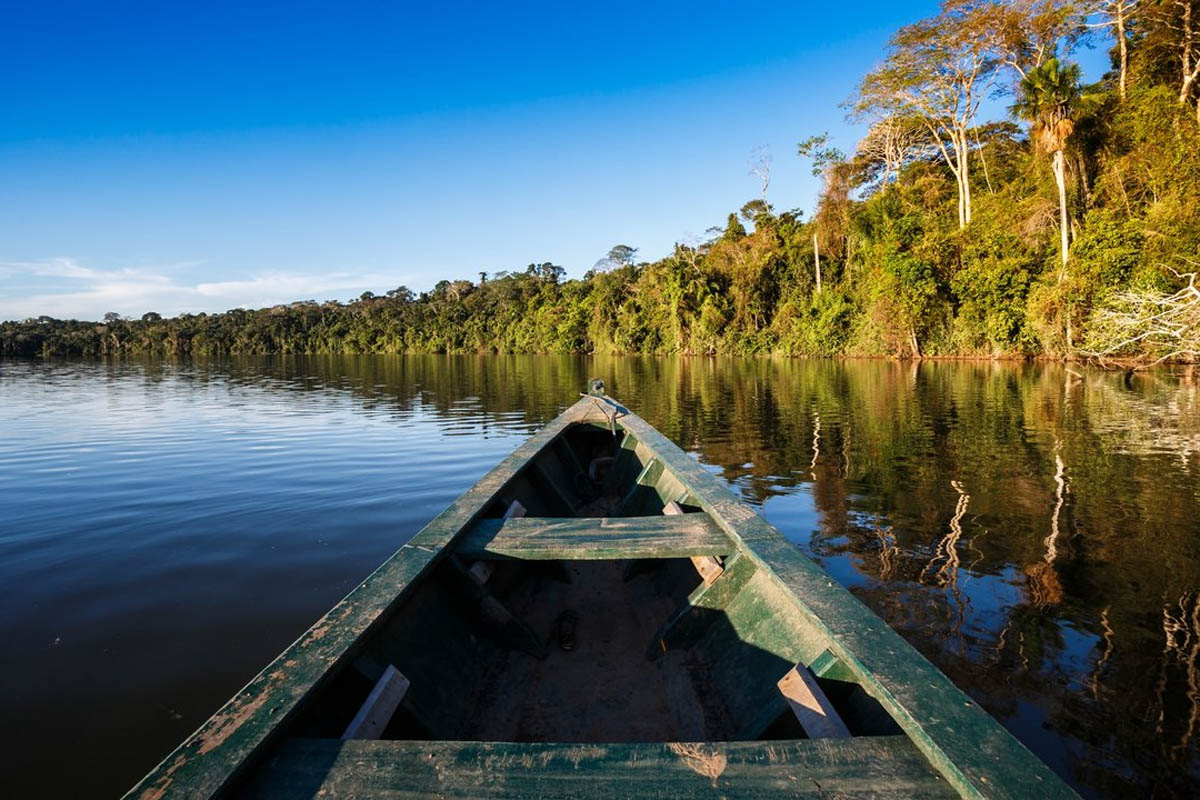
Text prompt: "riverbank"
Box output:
[[2, 355, 1197, 798]]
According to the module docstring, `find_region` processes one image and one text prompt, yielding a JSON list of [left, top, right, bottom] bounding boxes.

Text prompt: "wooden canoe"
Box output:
[[126, 382, 1078, 799]]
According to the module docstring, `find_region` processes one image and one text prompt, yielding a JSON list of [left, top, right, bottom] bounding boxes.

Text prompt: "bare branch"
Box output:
[[1082, 262, 1200, 364], [748, 145, 772, 204]]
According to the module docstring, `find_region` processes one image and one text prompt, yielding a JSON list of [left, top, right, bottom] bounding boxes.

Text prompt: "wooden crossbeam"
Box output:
[[445, 554, 548, 659], [529, 461, 576, 515], [455, 515, 735, 562], [614, 458, 662, 515], [342, 665, 410, 740], [644, 552, 757, 660], [777, 663, 851, 740]]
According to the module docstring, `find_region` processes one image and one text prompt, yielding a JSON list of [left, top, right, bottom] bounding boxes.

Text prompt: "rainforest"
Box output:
[[4, 1, 1199, 363]]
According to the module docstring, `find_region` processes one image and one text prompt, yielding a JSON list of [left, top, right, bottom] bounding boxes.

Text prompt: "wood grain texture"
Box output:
[[777, 665, 851, 740], [122, 400, 603, 800], [125, 394, 1081, 800], [614, 409, 1080, 799], [341, 665, 409, 740], [236, 736, 957, 799], [646, 551, 758, 660], [455, 515, 736, 561]]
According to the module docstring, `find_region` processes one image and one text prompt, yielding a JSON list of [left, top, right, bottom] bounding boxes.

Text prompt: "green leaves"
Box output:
[[1012, 57, 1085, 153]]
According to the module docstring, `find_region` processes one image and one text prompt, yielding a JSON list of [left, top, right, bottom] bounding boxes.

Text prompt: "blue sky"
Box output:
[[0, 1, 1112, 321]]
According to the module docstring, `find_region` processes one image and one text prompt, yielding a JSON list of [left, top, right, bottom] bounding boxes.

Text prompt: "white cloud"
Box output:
[[0, 258, 416, 322]]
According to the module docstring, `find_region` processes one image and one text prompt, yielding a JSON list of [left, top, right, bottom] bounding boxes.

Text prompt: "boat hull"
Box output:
[[126, 393, 1077, 799]]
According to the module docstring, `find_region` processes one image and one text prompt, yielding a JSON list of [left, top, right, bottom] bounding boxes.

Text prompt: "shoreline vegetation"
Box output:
[[4, 1, 1199, 364]]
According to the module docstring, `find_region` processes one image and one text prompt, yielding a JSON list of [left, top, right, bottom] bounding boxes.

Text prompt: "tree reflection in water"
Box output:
[[231, 353, 1194, 798], [43, 354, 1200, 797]]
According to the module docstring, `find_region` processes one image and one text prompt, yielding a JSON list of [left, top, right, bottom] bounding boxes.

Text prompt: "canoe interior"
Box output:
[[128, 399, 1077, 799], [257, 422, 900, 748]]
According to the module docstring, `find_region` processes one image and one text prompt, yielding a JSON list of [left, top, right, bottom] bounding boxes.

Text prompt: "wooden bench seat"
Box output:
[[454, 515, 736, 561], [236, 736, 956, 799]]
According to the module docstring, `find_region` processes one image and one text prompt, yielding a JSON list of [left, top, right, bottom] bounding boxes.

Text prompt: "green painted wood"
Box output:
[[455, 515, 736, 561], [351, 571, 505, 739], [809, 648, 841, 678], [694, 570, 815, 734], [809, 647, 858, 683], [612, 410, 1079, 799], [528, 460, 577, 515], [234, 736, 957, 799], [443, 555, 548, 659], [122, 401, 599, 800], [646, 552, 758, 659], [126, 394, 1080, 800], [615, 457, 663, 515], [605, 431, 641, 494], [734, 693, 789, 742], [552, 435, 589, 484], [350, 655, 438, 738]]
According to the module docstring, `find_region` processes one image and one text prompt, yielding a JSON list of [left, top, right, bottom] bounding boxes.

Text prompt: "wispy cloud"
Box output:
[[0, 258, 417, 322]]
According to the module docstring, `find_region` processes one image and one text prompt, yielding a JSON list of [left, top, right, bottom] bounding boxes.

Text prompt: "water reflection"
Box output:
[[0, 355, 1197, 798]]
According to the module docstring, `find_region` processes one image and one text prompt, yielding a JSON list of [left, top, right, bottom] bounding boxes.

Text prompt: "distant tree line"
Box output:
[[4, 0, 1199, 362]]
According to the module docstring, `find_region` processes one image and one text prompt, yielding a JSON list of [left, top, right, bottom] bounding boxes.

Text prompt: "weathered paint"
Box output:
[[455, 515, 735, 561], [124, 395, 1079, 799], [124, 401, 598, 800], [614, 408, 1078, 799], [236, 736, 958, 799]]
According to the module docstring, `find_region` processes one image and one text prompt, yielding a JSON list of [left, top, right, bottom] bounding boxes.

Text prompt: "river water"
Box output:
[[1, 355, 1197, 798]]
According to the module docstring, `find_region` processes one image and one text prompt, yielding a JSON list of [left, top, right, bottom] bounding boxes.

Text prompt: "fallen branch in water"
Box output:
[[1081, 262, 1200, 367]]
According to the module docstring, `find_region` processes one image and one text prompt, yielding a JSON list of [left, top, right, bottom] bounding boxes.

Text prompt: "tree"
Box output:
[[739, 199, 773, 224], [995, 0, 1089, 81], [526, 262, 565, 284], [1084, 262, 1200, 363], [853, 115, 931, 187], [798, 133, 848, 292], [1012, 57, 1088, 276], [446, 280, 474, 299], [593, 245, 637, 273], [1087, 1, 1140, 100], [748, 145, 772, 203], [103, 312, 121, 323], [142, 312, 162, 322], [1156, 0, 1200, 118], [721, 214, 747, 241], [607, 245, 638, 267], [540, 264, 566, 284], [853, 1, 1002, 228]]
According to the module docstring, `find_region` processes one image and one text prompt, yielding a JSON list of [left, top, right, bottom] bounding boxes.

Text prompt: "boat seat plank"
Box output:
[[665, 500, 725, 583], [455, 515, 736, 561], [467, 501, 525, 584], [236, 736, 956, 799]]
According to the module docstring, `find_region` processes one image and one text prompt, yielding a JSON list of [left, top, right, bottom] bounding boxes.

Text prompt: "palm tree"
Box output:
[[1011, 58, 1085, 279]]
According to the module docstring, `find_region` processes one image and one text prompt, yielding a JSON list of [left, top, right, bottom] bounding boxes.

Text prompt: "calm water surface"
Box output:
[[1, 355, 1198, 798]]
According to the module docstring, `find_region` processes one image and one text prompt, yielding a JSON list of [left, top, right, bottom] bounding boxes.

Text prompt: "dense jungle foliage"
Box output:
[[4, 1, 1199, 361]]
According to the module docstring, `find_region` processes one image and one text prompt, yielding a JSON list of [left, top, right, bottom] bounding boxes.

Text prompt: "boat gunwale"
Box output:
[[612, 411, 1077, 800], [125, 395, 1078, 800], [124, 399, 598, 800]]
